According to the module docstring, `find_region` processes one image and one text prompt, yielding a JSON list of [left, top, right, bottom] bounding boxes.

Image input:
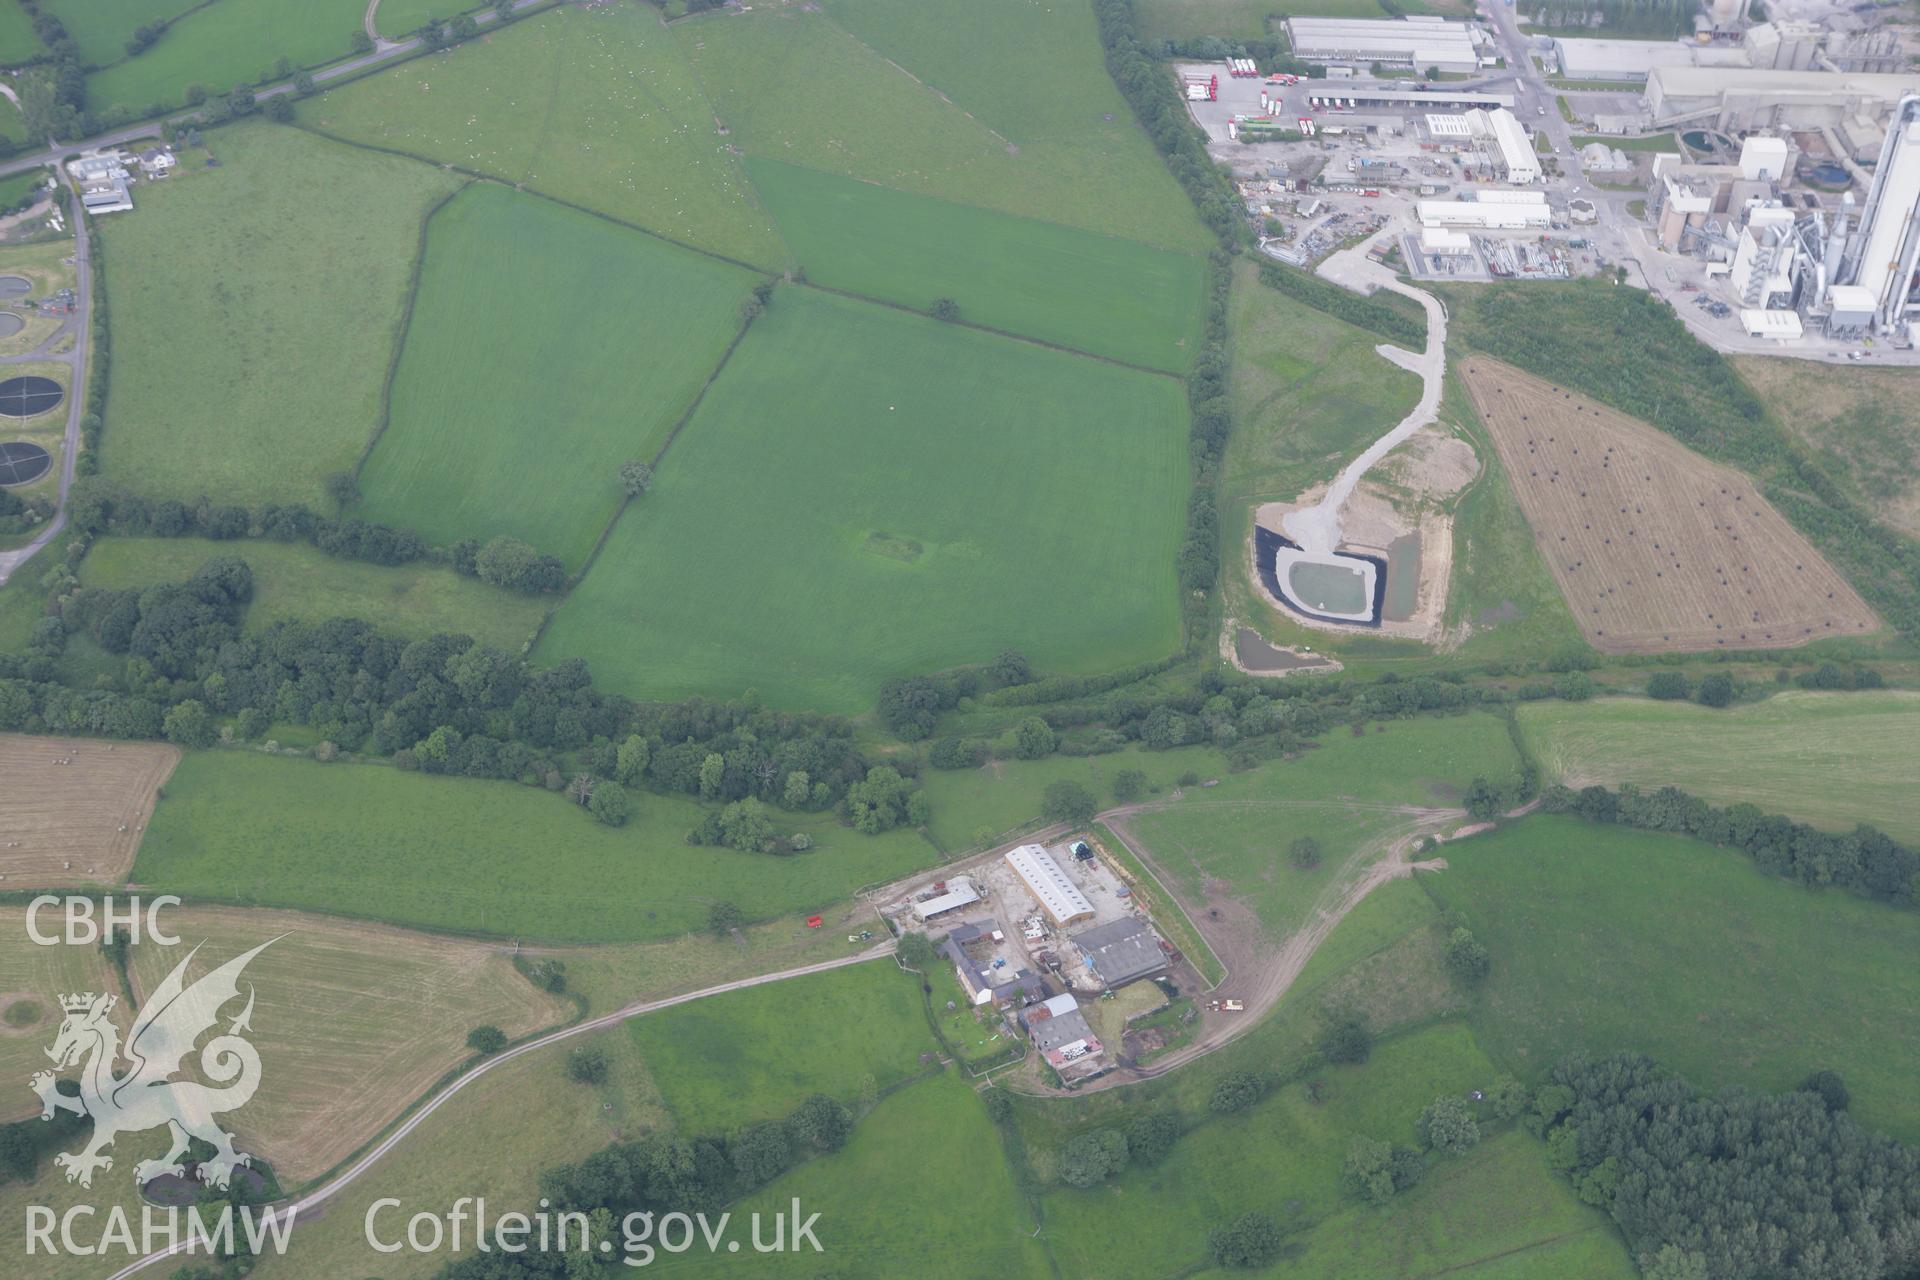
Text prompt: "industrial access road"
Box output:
[[0, 189, 90, 587], [101, 943, 899, 1280], [1284, 240, 1447, 557]]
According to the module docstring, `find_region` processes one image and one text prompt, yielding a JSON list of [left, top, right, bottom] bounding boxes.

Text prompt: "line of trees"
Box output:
[[1540, 1054, 1920, 1279], [1091, 0, 1245, 248], [433, 1092, 858, 1275], [1257, 263, 1426, 348], [67, 478, 567, 593], [1181, 256, 1232, 600], [1541, 781, 1919, 906], [1527, 0, 1694, 38], [1, 556, 917, 830]]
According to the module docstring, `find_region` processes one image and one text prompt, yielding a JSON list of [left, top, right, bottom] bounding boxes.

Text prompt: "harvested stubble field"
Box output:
[[125, 906, 571, 1184], [0, 733, 177, 884], [1461, 358, 1876, 653], [0, 906, 120, 1121]]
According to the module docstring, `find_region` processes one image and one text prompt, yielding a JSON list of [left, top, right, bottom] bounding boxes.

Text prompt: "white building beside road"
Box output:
[[1425, 108, 1540, 183], [1283, 16, 1482, 76], [1418, 189, 1551, 230]]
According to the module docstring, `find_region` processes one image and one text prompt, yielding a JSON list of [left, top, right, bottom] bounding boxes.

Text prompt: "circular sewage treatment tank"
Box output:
[[0, 375, 62, 417], [0, 313, 21, 338], [0, 440, 51, 485]]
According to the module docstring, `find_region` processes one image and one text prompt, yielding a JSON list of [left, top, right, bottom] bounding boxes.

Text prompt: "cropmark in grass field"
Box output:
[[536, 287, 1189, 712], [628, 960, 928, 1132], [356, 183, 760, 567], [818, 0, 1210, 248]]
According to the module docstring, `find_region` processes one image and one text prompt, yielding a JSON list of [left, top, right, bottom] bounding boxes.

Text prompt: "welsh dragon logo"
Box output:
[[31, 938, 277, 1190]]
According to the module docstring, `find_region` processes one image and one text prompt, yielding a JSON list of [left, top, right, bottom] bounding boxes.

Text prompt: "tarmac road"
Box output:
[[99, 942, 897, 1279], [0, 0, 547, 186]]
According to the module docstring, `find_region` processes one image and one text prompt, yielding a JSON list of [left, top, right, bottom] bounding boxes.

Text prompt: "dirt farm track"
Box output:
[[0, 735, 179, 884], [1462, 359, 1878, 654]]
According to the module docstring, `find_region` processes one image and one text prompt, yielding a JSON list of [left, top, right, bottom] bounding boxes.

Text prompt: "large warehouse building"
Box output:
[[1005, 844, 1095, 927], [1552, 37, 1726, 83], [1283, 16, 1482, 76], [1419, 189, 1551, 230]]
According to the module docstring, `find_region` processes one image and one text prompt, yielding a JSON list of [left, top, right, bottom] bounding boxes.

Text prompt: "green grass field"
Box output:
[[747, 157, 1205, 371], [917, 743, 1232, 851], [1123, 713, 1519, 935], [628, 960, 929, 1130], [42, 0, 190, 67], [1253, 1132, 1634, 1279], [1042, 1023, 1503, 1279], [85, 0, 367, 113], [1735, 354, 1920, 538], [77, 535, 550, 649], [302, 3, 787, 267], [1425, 814, 1920, 1140], [1517, 691, 1920, 843], [537, 287, 1189, 712], [1224, 261, 1421, 504], [663, 1070, 1053, 1278], [99, 122, 462, 507], [0, 168, 44, 211], [374, 0, 485, 38], [131, 751, 939, 943], [355, 183, 760, 566], [675, 4, 1207, 255], [0, 0, 42, 65]]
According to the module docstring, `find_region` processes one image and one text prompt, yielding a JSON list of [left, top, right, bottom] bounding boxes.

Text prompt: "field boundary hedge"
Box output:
[[1255, 261, 1426, 348], [291, 123, 781, 276], [1538, 781, 1918, 907], [795, 278, 1190, 378], [351, 178, 473, 476], [546, 294, 769, 632]]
